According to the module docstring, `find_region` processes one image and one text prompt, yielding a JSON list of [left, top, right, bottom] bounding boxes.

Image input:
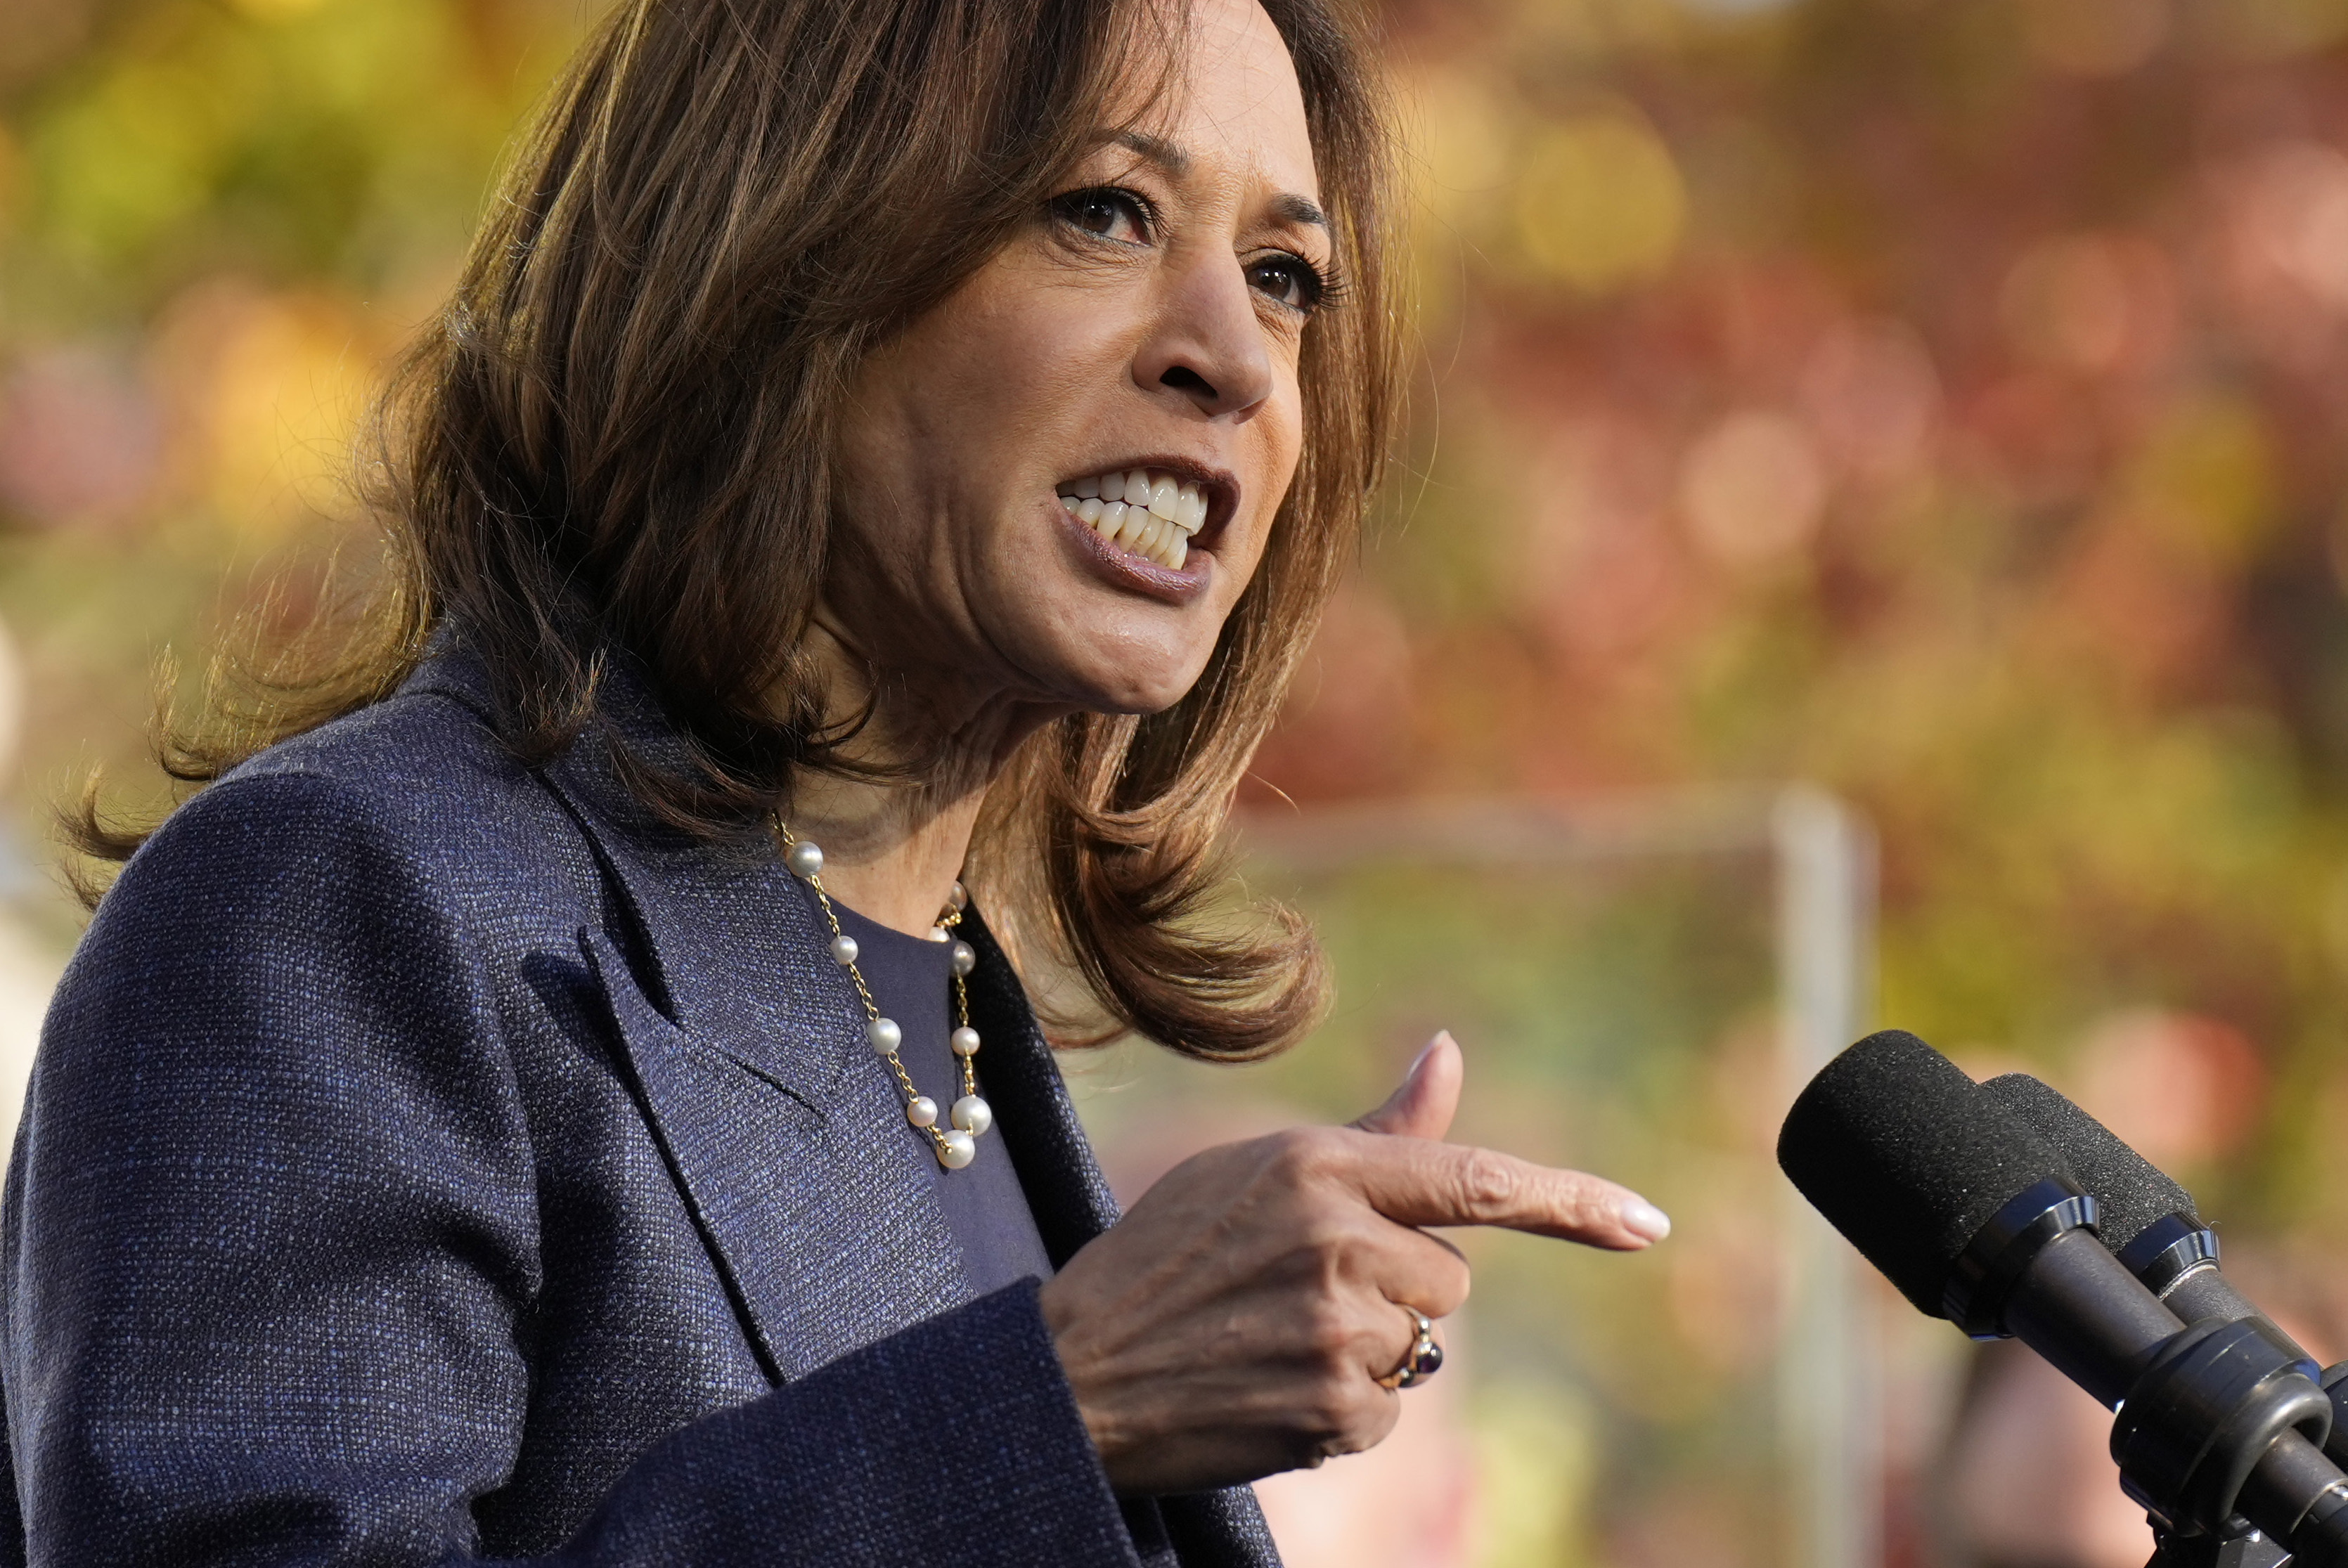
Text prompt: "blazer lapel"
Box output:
[[547, 767, 974, 1384], [399, 649, 971, 1380]]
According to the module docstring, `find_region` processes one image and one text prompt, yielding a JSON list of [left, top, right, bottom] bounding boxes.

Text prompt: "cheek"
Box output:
[[853, 259, 1125, 440], [920, 267, 1133, 429], [1230, 381, 1308, 571]]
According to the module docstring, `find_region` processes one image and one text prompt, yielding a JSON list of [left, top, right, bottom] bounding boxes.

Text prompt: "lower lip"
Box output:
[[1056, 505, 1213, 605]]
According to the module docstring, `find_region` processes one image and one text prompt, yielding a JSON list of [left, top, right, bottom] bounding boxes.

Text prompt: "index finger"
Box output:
[[1341, 1132, 1670, 1251]]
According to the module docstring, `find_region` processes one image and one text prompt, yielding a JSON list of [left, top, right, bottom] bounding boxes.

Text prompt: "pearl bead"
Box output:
[[949, 880, 968, 911], [937, 1130, 976, 1169], [830, 934, 858, 966], [950, 940, 976, 977], [786, 841, 824, 879], [925, 925, 950, 942], [905, 1096, 938, 1128], [950, 1095, 993, 1136], [950, 1026, 981, 1057], [867, 1017, 901, 1055]]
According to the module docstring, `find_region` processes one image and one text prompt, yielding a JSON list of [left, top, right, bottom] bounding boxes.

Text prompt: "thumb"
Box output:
[[1353, 1031, 1463, 1141]]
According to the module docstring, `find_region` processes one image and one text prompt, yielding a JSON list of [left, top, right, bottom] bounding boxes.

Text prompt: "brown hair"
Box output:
[[70, 0, 1402, 1063]]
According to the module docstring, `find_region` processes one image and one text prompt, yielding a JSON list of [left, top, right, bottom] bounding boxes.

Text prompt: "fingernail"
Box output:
[[1410, 1030, 1453, 1073], [1620, 1198, 1672, 1243]]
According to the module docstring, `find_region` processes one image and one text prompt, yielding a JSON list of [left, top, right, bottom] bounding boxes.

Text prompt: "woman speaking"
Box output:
[[2, 0, 1668, 1561]]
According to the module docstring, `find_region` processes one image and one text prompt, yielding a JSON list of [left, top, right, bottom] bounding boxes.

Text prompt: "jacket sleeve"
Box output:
[[1, 772, 1141, 1567]]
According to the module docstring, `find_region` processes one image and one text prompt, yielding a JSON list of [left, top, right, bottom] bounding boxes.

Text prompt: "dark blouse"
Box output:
[[827, 902, 1054, 1295]]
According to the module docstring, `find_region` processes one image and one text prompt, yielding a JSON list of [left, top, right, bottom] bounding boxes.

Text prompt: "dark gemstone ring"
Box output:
[[1376, 1305, 1443, 1391]]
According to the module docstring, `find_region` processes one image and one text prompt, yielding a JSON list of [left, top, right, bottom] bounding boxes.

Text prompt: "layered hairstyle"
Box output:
[[72, 0, 1403, 1062]]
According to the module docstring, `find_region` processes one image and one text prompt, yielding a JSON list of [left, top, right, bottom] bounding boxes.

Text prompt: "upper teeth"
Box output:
[[1056, 469, 1208, 570]]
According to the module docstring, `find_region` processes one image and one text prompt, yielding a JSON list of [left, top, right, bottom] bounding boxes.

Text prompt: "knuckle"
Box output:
[[1300, 1297, 1356, 1360], [1303, 1372, 1386, 1453], [1324, 1389, 1399, 1458], [1293, 1203, 1358, 1261], [1561, 1174, 1616, 1229], [1266, 1125, 1345, 1184], [1455, 1148, 1519, 1219], [1298, 1363, 1360, 1433]]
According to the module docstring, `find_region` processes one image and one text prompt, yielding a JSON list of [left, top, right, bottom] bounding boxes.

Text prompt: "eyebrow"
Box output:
[[1110, 129, 1190, 176], [1104, 130, 1329, 232], [1269, 192, 1329, 231]]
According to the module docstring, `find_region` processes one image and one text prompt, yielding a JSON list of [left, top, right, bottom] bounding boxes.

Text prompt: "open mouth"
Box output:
[[1056, 466, 1214, 571]]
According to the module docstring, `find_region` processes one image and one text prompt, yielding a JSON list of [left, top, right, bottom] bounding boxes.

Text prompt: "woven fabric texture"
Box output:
[[0, 648, 1281, 1567]]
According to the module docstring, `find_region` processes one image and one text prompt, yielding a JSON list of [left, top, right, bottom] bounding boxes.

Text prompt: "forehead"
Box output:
[[1130, 0, 1319, 205]]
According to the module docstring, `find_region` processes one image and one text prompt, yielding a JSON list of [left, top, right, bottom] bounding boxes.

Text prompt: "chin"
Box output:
[[1050, 640, 1217, 716]]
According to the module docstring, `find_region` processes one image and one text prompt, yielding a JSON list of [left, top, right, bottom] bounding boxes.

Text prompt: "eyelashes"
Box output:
[[1046, 183, 1339, 317], [1049, 186, 1154, 245], [1244, 252, 1339, 314]]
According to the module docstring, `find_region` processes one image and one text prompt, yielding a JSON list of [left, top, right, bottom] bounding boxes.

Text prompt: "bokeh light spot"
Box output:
[[32, 55, 256, 259], [1678, 410, 1828, 567], [1512, 108, 1688, 295], [2235, 140, 2348, 315], [1798, 318, 1942, 481], [1999, 232, 2178, 373], [2073, 1009, 2264, 1169], [147, 280, 382, 544]]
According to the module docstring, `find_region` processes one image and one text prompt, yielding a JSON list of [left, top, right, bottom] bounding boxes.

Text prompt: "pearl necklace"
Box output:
[[777, 822, 993, 1171]]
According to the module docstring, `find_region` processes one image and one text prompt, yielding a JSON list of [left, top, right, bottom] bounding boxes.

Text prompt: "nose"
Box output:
[[1131, 255, 1275, 422]]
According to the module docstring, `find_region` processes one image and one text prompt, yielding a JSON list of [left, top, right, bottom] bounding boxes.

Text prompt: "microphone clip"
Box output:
[[2115, 1316, 2331, 1541]]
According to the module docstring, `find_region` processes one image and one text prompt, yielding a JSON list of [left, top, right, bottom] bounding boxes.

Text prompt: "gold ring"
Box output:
[[1375, 1304, 1443, 1390]]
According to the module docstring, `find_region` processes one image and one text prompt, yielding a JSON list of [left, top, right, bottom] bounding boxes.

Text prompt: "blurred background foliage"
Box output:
[[0, 0, 588, 897], [12, 0, 2348, 1560], [1260, 0, 2348, 1253]]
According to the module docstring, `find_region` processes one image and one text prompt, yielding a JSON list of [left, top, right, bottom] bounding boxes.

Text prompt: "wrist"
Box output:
[[1039, 1274, 1135, 1482]]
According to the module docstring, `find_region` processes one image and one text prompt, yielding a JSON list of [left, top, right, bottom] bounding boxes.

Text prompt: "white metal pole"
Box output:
[[1774, 786, 1882, 1568]]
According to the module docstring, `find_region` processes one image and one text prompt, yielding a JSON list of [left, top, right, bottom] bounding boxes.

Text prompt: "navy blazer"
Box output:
[[0, 650, 1281, 1566]]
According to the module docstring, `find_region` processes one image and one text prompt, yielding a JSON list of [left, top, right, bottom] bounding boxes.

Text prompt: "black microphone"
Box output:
[[1779, 1030, 2348, 1562], [1982, 1071, 2348, 1484], [1982, 1073, 2293, 1347]]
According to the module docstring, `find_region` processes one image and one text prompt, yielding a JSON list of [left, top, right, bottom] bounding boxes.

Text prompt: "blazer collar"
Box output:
[[405, 638, 849, 1102]]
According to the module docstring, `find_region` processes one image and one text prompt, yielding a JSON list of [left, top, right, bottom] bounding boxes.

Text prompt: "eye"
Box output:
[[1048, 186, 1154, 245], [1244, 252, 1329, 314]]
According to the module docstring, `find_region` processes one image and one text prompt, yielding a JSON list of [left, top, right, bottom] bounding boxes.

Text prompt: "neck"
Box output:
[[785, 620, 1061, 937], [787, 768, 988, 938]]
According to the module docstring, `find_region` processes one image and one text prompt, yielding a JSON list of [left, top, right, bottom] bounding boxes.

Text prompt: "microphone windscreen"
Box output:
[[1980, 1073, 2198, 1252], [1778, 1029, 2070, 1317]]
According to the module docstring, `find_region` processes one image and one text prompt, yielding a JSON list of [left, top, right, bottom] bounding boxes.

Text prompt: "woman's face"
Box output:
[[827, 0, 1328, 728]]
